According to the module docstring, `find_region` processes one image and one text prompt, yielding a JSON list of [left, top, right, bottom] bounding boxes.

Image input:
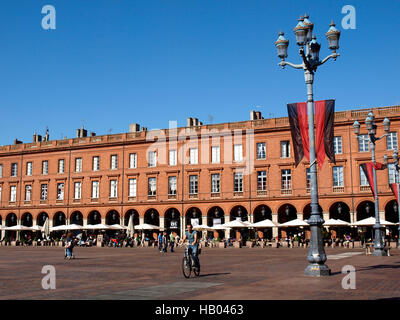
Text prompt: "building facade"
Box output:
[[1, 105, 400, 240]]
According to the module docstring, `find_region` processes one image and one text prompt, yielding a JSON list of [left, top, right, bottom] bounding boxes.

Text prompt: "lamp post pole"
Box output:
[[392, 150, 400, 247], [353, 113, 390, 256], [275, 15, 341, 276]]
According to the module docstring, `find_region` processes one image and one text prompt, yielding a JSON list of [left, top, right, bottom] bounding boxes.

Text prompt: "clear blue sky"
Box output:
[[0, 0, 399, 145]]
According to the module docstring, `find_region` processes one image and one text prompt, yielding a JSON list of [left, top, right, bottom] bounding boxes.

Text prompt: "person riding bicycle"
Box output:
[[179, 223, 200, 271]]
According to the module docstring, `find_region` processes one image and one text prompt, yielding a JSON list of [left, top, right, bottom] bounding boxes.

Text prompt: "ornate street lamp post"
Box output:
[[275, 15, 340, 276], [392, 150, 400, 247], [353, 112, 390, 256]]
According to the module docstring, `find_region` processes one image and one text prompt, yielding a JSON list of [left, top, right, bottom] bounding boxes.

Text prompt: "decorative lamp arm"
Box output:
[[278, 60, 303, 69], [317, 53, 340, 66]]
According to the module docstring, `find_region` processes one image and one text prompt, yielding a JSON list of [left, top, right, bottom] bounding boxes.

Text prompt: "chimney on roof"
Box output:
[[33, 132, 42, 143], [129, 123, 140, 132], [14, 139, 23, 144], [43, 128, 50, 142], [77, 126, 88, 138], [141, 127, 147, 132], [187, 117, 202, 127], [250, 110, 263, 120], [89, 132, 96, 137], [187, 117, 193, 127]]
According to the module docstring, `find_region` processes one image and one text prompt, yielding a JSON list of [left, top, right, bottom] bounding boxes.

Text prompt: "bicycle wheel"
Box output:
[[182, 256, 192, 278]]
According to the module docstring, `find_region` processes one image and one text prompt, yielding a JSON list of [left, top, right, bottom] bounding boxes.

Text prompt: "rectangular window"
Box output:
[[58, 159, 65, 174], [41, 184, 48, 200], [0, 164, 2, 178], [334, 136, 342, 154], [169, 150, 177, 166], [257, 171, 267, 191], [11, 163, 18, 177], [189, 175, 198, 194], [306, 168, 311, 190], [387, 132, 398, 151], [129, 153, 137, 169], [129, 178, 137, 197], [93, 156, 100, 171], [388, 163, 397, 184], [358, 134, 369, 152], [234, 144, 243, 162], [25, 185, 32, 201], [92, 181, 99, 199], [10, 186, 17, 202], [234, 172, 243, 192], [281, 169, 291, 190], [168, 176, 177, 195], [189, 148, 198, 165], [333, 166, 344, 187], [111, 155, 118, 170], [257, 143, 266, 160], [281, 141, 290, 158], [42, 161, 48, 175], [74, 182, 82, 199], [57, 183, 64, 200], [75, 158, 82, 172], [148, 151, 156, 167], [360, 165, 369, 186], [211, 146, 220, 164], [148, 177, 156, 196], [110, 180, 118, 198], [0, 186, 2, 201], [26, 162, 33, 176], [211, 174, 220, 193]]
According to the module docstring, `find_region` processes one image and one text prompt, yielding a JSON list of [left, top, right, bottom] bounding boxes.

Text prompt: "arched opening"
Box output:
[[229, 206, 248, 242], [144, 209, 159, 241], [385, 199, 399, 240], [5, 213, 18, 242], [165, 208, 180, 235], [21, 212, 33, 227], [327, 202, 352, 241], [88, 210, 101, 225], [124, 209, 139, 226], [253, 205, 273, 240], [302, 204, 323, 221], [356, 201, 375, 241], [37, 212, 49, 226], [207, 206, 225, 240], [53, 212, 66, 227], [106, 210, 120, 225], [185, 207, 202, 227], [278, 204, 297, 240], [69, 211, 83, 226]]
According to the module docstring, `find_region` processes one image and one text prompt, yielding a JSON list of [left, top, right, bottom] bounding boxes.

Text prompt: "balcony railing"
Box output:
[[257, 190, 267, 196], [359, 185, 370, 192], [281, 189, 292, 195], [333, 186, 345, 193]]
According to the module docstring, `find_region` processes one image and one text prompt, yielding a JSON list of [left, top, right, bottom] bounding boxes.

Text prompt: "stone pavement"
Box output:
[[1, 245, 400, 300]]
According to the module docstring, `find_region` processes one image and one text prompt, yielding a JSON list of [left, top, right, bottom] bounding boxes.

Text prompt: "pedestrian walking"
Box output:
[[64, 232, 75, 260], [169, 232, 175, 252], [162, 231, 168, 253], [158, 232, 163, 252]]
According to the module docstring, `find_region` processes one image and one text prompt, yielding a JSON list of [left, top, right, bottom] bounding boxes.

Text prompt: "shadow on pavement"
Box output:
[[357, 264, 400, 272], [198, 272, 231, 278]]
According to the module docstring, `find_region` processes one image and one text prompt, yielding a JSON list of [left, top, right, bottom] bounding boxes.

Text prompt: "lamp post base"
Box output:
[[304, 263, 331, 277], [372, 248, 388, 256]]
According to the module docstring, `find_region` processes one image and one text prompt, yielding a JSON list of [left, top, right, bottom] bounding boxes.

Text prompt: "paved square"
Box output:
[[1, 245, 400, 300]]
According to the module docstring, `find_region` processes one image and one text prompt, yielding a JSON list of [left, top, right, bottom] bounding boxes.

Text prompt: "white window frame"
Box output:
[[129, 178, 137, 197], [234, 144, 243, 162], [257, 171, 267, 191], [93, 156, 100, 171], [234, 172, 243, 192], [11, 163, 18, 177], [148, 151, 157, 167], [257, 143, 266, 160], [41, 184, 48, 201], [148, 177, 156, 196], [387, 132, 398, 151], [388, 163, 397, 184], [42, 161, 48, 175], [111, 155, 118, 170], [58, 159, 65, 174], [334, 136, 342, 154], [10, 186, 17, 202], [358, 134, 369, 152], [189, 148, 198, 165], [25, 185, 32, 201], [0, 164, 2, 178], [92, 181, 99, 199], [74, 182, 82, 200], [333, 166, 344, 187], [211, 146, 220, 164], [211, 174, 220, 193], [168, 176, 177, 195], [281, 141, 291, 158], [189, 175, 198, 194], [26, 162, 33, 176], [359, 165, 369, 186], [110, 180, 118, 198], [169, 150, 177, 166], [57, 183, 64, 200], [281, 169, 292, 190], [129, 153, 137, 169], [75, 158, 82, 173]]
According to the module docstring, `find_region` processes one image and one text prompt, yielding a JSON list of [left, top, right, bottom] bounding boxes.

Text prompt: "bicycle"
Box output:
[[182, 244, 200, 278]]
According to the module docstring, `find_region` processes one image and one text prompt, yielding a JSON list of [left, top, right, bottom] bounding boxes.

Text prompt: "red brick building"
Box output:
[[1, 105, 400, 240]]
